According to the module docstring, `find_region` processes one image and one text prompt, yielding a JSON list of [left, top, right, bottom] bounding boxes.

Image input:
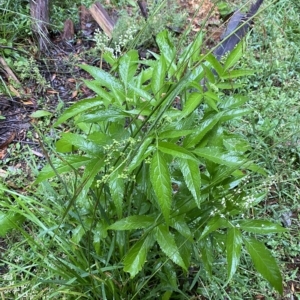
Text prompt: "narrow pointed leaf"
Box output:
[[54, 97, 104, 126], [55, 133, 102, 155], [80, 64, 123, 91], [75, 107, 127, 124], [244, 237, 283, 294], [220, 108, 251, 122], [158, 129, 193, 139], [156, 30, 176, 66], [226, 227, 242, 281], [224, 42, 243, 71], [124, 235, 154, 278], [109, 170, 125, 218], [199, 238, 213, 277], [205, 53, 223, 76], [155, 224, 187, 270], [127, 137, 154, 173], [119, 50, 139, 89], [150, 151, 172, 224], [181, 93, 204, 118], [170, 217, 193, 241], [193, 147, 246, 166], [151, 56, 167, 100], [158, 142, 198, 162], [221, 69, 254, 79], [200, 215, 230, 239], [183, 114, 222, 148], [83, 80, 113, 104], [0, 212, 25, 237], [178, 158, 201, 208], [35, 156, 92, 183], [76, 157, 105, 201], [108, 215, 155, 230], [240, 220, 287, 234]]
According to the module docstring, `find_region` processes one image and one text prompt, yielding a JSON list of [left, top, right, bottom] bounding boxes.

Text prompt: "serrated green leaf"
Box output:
[[193, 147, 246, 166], [151, 71, 201, 130], [87, 132, 113, 147], [244, 237, 283, 294], [223, 137, 250, 153], [150, 151, 172, 224], [156, 30, 176, 65], [183, 114, 222, 148], [199, 238, 213, 277], [158, 129, 193, 139], [151, 55, 167, 100], [30, 110, 52, 118], [220, 108, 251, 122], [204, 92, 219, 111], [119, 50, 139, 89], [35, 156, 92, 183], [127, 137, 154, 173], [76, 157, 105, 201], [80, 64, 123, 91], [54, 97, 104, 127], [80, 64, 125, 104], [0, 212, 25, 237], [205, 53, 224, 76], [181, 93, 203, 118], [93, 220, 108, 255], [170, 217, 193, 241], [216, 82, 243, 89], [179, 32, 203, 66], [203, 64, 216, 84], [240, 220, 287, 234], [226, 227, 242, 282], [124, 235, 154, 278], [155, 224, 187, 270], [219, 95, 248, 109], [200, 215, 230, 239], [55, 133, 102, 155], [178, 158, 201, 208], [224, 42, 243, 71], [75, 107, 127, 124], [221, 69, 255, 79], [83, 80, 113, 105], [108, 215, 155, 230], [177, 236, 192, 273], [158, 142, 198, 162], [71, 224, 86, 244], [109, 170, 125, 218], [128, 83, 153, 102]]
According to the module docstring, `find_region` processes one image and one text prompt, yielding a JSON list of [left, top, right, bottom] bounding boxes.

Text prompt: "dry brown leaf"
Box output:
[[71, 90, 78, 98]]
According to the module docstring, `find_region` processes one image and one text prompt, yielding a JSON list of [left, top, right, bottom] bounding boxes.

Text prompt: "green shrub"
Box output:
[[0, 30, 286, 298]]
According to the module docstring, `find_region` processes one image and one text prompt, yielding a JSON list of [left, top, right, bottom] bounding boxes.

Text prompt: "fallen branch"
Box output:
[[0, 56, 21, 84], [89, 2, 115, 38]]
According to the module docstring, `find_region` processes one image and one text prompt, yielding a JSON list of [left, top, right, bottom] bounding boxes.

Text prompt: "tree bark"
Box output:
[[30, 0, 50, 51]]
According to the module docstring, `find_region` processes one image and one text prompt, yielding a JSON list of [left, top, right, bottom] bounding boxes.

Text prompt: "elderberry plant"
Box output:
[[1, 30, 286, 298]]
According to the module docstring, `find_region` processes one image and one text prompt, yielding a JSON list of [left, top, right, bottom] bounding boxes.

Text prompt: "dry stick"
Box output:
[[137, 0, 148, 19], [89, 2, 115, 38], [0, 56, 21, 84]]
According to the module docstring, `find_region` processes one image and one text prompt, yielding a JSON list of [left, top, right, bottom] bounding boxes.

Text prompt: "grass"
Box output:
[[0, 0, 300, 299]]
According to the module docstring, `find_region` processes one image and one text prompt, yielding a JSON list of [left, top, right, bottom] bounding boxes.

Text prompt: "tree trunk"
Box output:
[[30, 0, 50, 51]]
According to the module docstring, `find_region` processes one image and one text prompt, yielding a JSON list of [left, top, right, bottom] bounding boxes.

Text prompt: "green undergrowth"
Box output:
[[228, 0, 300, 297]]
